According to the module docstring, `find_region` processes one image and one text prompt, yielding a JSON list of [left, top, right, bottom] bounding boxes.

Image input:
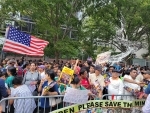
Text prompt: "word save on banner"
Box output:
[[63, 87, 89, 104], [52, 100, 145, 113]]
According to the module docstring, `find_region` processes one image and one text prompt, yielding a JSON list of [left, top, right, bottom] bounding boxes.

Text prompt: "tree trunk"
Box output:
[[55, 50, 59, 63]]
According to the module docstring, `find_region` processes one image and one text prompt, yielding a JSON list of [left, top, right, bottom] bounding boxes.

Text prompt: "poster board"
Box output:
[[96, 51, 111, 65], [58, 66, 74, 85], [63, 87, 89, 104]]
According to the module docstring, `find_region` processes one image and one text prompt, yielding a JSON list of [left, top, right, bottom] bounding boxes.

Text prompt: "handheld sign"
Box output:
[[59, 66, 74, 85], [63, 87, 89, 104]]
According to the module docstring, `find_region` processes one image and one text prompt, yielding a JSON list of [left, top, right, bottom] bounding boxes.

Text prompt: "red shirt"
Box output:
[[80, 78, 90, 89]]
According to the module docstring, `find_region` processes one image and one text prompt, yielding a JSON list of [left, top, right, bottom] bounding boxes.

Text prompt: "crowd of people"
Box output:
[[0, 57, 149, 113]]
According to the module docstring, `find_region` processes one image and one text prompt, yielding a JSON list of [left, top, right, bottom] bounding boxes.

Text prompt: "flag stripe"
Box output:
[[3, 48, 44, 56], [30, 37, 48, 50], [3, 27, 49, 56], [3, 39, 44, 53], [3, 39, 44, 56], [3, 47, 44, 56]]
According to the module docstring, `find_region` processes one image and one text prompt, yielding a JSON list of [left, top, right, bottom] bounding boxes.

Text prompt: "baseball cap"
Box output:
[[143, 71, 150, 75], [95, 65, 102, 71], [112, 69, 120, 73], [38, 65, 45, 69]]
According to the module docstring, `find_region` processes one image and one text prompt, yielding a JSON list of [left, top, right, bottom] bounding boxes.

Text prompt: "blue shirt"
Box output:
[[40, 81, 59, 108], [0, 79, 8, 99], [145, 84, 150, 94]]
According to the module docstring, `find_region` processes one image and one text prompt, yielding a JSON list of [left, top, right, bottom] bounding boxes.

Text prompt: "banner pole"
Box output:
[[1, 27, 10, 60]]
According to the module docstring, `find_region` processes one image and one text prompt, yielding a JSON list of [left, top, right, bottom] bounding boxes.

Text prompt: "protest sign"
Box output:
[[96, 51, 111, 65], [63, 87, 89, 104], [51, 99, 145, 113], [59, 66, 74, 85]]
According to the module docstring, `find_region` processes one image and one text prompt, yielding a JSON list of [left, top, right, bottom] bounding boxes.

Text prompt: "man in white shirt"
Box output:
[[88, 65, 95, 83], [136, 67, 145, 82], [108, 69, 124, 100], [90, 65, 105, 99], [123, 68, 140, 100], [10, 77, 36, 113]]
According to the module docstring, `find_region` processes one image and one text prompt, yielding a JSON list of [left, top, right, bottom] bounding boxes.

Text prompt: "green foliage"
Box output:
[[82, 0, 150, 54], [0, 0, 86, 60], [1, 0, 150, 60]]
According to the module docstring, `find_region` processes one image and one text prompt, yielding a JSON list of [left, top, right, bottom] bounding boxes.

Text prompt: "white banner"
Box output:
[[96, 51, 111, 64], [63, 87, 89, 104]]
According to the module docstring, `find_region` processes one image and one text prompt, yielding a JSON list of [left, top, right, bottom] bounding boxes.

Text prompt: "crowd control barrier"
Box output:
[[0, 94, 144, 113], [0, 95, 65, 113]]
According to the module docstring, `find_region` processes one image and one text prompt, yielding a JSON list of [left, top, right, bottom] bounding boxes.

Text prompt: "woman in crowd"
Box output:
[[79, 68, 91, 89], [69, 76, 86, 90], [22, 62, 40, 96], [107, 69, 124, 100], [38, 70, 59, 113], [10, 77, 36, 113], [6, 66, 17, 88]]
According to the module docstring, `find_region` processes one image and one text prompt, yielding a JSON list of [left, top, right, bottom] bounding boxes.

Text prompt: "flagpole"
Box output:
[[1, 26, 9, 60], [0, 40, 4, 60]]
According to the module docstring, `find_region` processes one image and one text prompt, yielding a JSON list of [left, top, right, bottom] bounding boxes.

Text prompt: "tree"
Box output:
[[0, 0, 90, 61], [140, 0, 150, 57], [2, 0, 150, 61], [82, 0, 150, 55]]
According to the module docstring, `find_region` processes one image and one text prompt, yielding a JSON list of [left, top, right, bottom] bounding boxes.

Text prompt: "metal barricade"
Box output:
[[102, 94, 133, 100], [0, 94, 98, 113], [0, 94, 143, 113], [0, 95, 65, 113]]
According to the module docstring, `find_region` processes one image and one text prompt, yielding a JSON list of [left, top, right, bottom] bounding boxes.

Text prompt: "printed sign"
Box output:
[[59, 66, 74, 85], [96, 51, 111, 64], [63, 87, 89, 104]]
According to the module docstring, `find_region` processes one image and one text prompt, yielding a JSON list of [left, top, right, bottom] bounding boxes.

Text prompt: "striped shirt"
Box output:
[[11, 85, 36, 113]]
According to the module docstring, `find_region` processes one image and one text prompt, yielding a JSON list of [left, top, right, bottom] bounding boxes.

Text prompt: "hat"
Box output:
[[112, 69, 120, 73], [38, 65, 45, 69], [143, 71, 150, 75], [95, 65, 102, 71]]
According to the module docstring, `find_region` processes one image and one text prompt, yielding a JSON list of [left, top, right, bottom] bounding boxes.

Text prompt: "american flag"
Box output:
[[3, 27, 49, 56]]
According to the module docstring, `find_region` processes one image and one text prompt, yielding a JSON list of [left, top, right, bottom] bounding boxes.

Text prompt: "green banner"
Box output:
[[51, 100, 145, 113]]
